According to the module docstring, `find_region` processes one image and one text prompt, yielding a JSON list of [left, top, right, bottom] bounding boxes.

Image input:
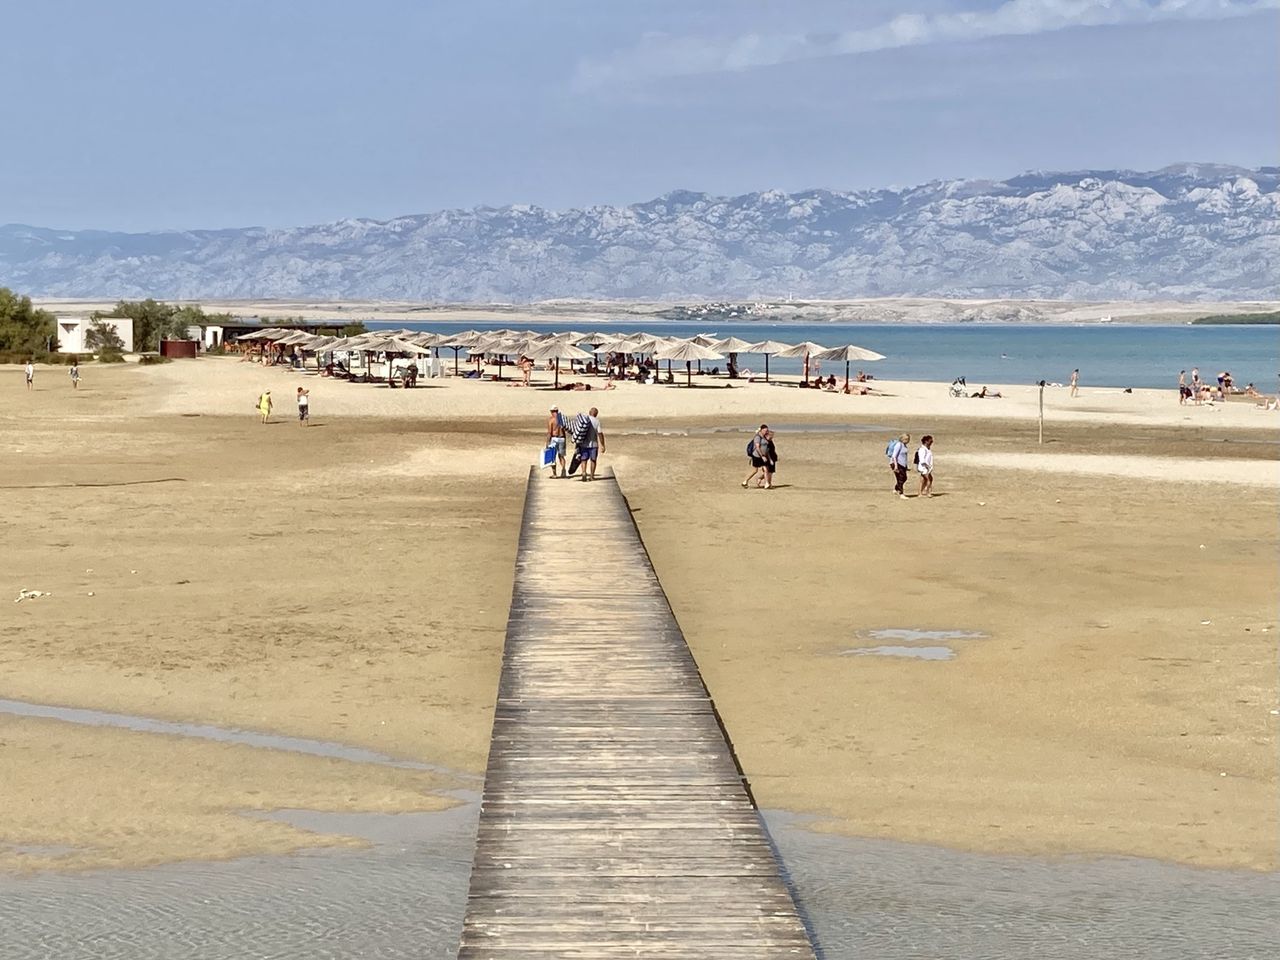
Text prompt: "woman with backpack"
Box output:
[[742, 424, 770, 489], [886, 433, 910, 498]]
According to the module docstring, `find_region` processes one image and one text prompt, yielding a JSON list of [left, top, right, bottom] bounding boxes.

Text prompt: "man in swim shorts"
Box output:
[[546, 405, 567, 477]]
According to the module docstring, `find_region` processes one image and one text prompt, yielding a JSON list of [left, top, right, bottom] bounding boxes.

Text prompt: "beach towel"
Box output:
[[540, 445, 556, 469], [568, 413, 591, 445]]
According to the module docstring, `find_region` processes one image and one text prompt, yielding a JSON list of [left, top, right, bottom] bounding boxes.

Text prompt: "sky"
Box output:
[[3, 0, 1277, 231]]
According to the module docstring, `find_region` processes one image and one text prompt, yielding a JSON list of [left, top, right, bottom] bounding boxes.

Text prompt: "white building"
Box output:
[[56, 316, 135, 354]]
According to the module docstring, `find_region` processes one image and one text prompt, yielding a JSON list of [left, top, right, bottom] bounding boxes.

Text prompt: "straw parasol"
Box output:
[[745, 339, 795, 382], [526, 340, 593, 388], [708, 336, 752, 377], [777, 340, 830, 383], [811, 343, 886, 385], [655, 340, 724, 387], [438, 330, 486, 375], [234, 328, 280, 341]]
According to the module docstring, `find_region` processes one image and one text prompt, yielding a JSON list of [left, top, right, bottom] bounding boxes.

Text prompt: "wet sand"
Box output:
[[1, 361, 1275, 872]]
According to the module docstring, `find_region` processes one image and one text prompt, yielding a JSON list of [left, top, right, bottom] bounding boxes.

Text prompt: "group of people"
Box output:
[[1178, 367, 1267, 405], [544, 405, 605, 481], [742, 425, 779, 489], [256, 387, 310, 424], [22, 360, 80, 390], [886, 432, 935, 499]]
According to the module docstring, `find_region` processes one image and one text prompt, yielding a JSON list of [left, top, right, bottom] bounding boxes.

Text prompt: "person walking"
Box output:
[[578, 406, 605, 481], [760, 428, 778, 489], [257, 389, 273, 423], [546, 405, 567, 477], [296, 386, 310, 425], [24, 359, 34, 391], [887, 432, 910, 498], [916, 435, 935, 498], [743, 424, 769, 488], [69, 360, 80, 389], [1069, 368, 1080, 398]]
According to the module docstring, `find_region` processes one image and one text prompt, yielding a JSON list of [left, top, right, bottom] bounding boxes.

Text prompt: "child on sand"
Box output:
[[258, 390, 272, 423], [296, 387, 310, 424]]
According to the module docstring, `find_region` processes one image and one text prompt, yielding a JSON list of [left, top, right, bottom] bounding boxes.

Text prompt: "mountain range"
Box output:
[[3, 164, 1277, 302]]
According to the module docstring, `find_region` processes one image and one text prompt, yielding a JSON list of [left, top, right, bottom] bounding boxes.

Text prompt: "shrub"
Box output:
[[137, 353, 171, 365]]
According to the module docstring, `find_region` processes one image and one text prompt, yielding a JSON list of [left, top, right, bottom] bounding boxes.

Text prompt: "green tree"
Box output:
[[85, 318, 127, 358], [0, 287, 56, 353], [104, 298, 178, 351]]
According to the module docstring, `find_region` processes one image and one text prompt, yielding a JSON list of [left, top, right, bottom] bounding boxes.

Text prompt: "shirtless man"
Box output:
[[546, 405, 567, 477]]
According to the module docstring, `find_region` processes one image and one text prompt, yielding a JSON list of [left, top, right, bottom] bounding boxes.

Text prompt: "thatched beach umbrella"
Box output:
[[811, 343, 886, 385], [655, 340, 724, 387], [527, 341, 593, 388], [777, 340, 829, 383], [710, 336, 755, 378], [440, 331, 485, 375], [746, 339, 794, 382]]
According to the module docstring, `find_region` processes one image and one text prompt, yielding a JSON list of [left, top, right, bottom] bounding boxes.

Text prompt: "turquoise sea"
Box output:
[[380, 320, 1280, 391]]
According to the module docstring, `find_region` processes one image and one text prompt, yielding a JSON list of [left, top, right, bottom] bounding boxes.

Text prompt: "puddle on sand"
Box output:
[[843, 645, 955, 660], [620, 422, 897, 437], [864, 628, 988, 643], [842, 628, 988, 660], [0, 698, 478, 783]]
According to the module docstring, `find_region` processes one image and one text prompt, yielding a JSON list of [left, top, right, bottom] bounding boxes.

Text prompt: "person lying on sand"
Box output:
[[971, 386, 1002, 398]]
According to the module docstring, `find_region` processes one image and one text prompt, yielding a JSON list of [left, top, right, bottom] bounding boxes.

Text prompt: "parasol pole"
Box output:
[[1038, 379, 1045, 445]]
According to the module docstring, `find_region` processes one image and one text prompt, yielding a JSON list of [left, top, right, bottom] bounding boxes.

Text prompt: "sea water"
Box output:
[[381, 320, 1279, 391]]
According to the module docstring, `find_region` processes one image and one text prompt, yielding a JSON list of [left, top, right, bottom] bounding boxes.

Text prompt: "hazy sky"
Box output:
[[4, 0, 1277, 231]]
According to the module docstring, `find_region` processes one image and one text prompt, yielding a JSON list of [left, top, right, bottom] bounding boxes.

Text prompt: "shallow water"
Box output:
[[3, 802, 1275, 959], [842, 645, 956, 660], [3, 698, 1275, 958], [0, 698, 475, 782], [763, 811, 1280, 960], [863, 628, 988, 643], [619, 422, 896, 437]]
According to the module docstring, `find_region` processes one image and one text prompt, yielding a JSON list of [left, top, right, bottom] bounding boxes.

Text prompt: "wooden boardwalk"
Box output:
[[457, 468, 817, 959]]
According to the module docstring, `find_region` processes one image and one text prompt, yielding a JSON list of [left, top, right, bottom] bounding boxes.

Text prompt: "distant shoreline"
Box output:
[[31, 296, 1280, 327]]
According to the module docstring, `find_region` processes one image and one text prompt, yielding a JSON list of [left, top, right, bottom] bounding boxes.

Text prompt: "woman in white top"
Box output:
[[916, 435, 935, 498]]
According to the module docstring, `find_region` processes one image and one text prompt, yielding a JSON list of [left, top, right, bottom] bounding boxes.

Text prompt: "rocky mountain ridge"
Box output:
[[3, 164, 1277, 301]]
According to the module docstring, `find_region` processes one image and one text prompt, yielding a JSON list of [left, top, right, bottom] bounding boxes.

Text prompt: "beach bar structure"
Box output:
[[457, 468, 816, 957]]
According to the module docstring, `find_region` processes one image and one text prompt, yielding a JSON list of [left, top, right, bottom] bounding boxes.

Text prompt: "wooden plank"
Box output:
[[456, 468, 816, 959]]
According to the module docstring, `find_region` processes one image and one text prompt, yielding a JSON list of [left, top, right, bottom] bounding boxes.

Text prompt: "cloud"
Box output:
[[575, 0, 1280, 88]]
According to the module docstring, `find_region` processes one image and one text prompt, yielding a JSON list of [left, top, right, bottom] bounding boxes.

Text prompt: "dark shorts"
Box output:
[[298, 406, 309, 420], [580, 445, 598, 462], [750, 456, 768, 468]]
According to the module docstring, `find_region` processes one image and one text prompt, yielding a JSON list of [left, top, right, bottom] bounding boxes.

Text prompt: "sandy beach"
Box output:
[[1, 358, 1276, 874]]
